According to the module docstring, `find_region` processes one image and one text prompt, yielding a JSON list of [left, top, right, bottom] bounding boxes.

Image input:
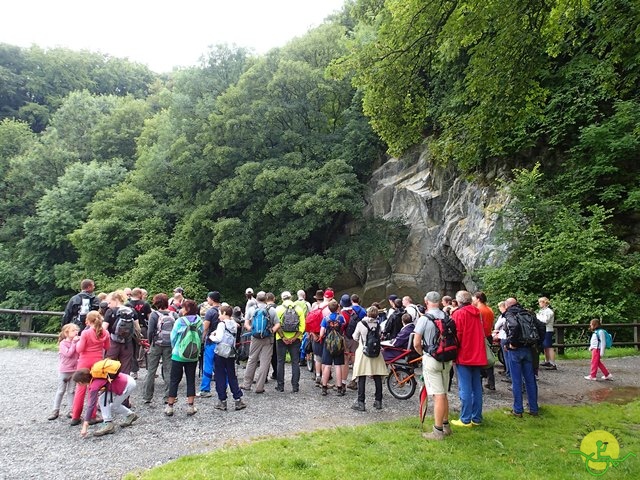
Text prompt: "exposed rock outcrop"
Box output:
[[358, 151, 508, 303]]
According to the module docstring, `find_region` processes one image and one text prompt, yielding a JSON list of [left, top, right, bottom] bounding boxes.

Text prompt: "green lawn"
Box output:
[[125, 400, 639, 480]]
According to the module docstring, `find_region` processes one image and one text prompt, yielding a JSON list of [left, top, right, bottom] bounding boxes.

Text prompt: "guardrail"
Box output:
[[0, 308, 62, 347], [554, 323, 640, 354]]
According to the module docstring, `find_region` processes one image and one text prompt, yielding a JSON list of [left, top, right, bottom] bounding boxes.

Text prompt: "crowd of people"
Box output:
[[51, 279, 611, 440]]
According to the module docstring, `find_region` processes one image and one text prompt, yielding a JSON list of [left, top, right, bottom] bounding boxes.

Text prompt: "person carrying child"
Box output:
[[584, 319, 613, 381], [210, 305, 247, 411], [72, 359, 138, 437], [48, 323, 81, 420]]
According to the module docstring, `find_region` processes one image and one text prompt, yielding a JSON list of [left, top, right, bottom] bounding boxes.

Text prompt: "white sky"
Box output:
[[1, 0, 347, 73]]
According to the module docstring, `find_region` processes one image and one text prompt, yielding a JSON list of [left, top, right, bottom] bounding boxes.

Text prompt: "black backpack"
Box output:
[[110, 306, 136, 344], [345, 309, 360, 338], [513, 310, 544, 346], [362, 320, 381, 358], [424, 313, 458, 362], [71, 292, 96, 329]]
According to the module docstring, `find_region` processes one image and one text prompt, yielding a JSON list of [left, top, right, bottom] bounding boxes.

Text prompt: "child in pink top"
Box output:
[[70, 311, 110, 425], [48, 323, 80, 420]]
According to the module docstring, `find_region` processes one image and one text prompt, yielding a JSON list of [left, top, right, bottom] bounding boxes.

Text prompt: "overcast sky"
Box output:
[[1, 0, 347, 72]]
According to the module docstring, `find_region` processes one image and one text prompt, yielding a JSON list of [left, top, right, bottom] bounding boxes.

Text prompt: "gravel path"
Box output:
[[0, 348, 638, 480]]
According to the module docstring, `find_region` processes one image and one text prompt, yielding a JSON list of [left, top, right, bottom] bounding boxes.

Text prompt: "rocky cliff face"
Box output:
[[357, 151, 509, 303]]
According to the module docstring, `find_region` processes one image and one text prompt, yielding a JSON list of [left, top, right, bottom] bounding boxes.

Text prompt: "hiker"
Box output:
[[104, 290, 140, 375], [61, 279, 100, 329], [70, 311, 110, 426], [73, 362, 138, 438], [351, 305, 387, 411], [168, 287, 184, 313], [274, 291, 306, 393], [241, 291, 276, 393], [48, 323, 80, 421], [126, 287, 152, 378], [537, 297, 557, 370], [142, 293, 177, 404], [210, 305, 247, 411], [197, 291, 221, 398], [165, 299, 203, 416], [319, 299, 345, 396], [585, 318, 613, 381], [473, 291, 496, 391]]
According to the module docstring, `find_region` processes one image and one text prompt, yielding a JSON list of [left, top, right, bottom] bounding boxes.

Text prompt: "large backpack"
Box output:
[[177, 318, 202, 361], [345, 309, 360, 338], [154, 310, 177, 347], [251, 305, 273, 339], [513, 310, 543, 346], [596, 328, 613, 349], [305, 306, 325, 334], [281, 305, 300, 333], [424, 313, 458, 362], [72, 293, 95, 329], [324, 318, 344, 356], [110, 306, 136, 344], [90, 358, 121, 380], [362, 320, 381, 358]]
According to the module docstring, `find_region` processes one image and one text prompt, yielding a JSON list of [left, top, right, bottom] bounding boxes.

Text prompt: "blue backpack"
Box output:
[[251, 305, 273, 339], [596, 328, 613, 348]]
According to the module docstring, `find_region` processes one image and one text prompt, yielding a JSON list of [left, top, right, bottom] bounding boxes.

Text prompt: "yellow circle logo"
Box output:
[[579, 430, 620, 472]]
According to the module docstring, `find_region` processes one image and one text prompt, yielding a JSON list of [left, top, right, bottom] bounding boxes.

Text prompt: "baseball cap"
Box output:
[[173, 287, 184, 294], [388, 294, 398, 302], [207, 291, 221, 302], [281, 291, 292, 300], [324, 289, 334, 299], [245, 287, 254, 295]]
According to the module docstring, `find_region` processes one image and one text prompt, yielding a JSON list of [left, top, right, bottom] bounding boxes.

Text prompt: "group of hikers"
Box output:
[[51, 279, 613, 439]]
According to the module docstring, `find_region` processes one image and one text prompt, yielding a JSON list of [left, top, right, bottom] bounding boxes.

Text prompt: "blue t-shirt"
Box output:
[[321, 312, 344, 330], [352, 304, 366, 319]]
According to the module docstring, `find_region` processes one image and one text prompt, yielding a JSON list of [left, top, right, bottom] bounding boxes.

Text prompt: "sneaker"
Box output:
[[505, 410, 523, 418], [471, 421, 482, 426], [539, 361, 551, 367], [48, 410, 59, 421], [235, 399, 247, 411], [602, 374, 613, 381], [373, 400, 382, 410], [351, 401, 365, 412], [346, 379, 358, 390], [274, 386, 284, 392], [214, 400, 227, 411], [69, 418, 82, 426], [422, 426, 445, 441], [450, 419, 473, 427], [186, 404, 197, 416], [93, 421, 115, 437], [484, 384, 496, 391], [121, 413, 139, 427], [543, 364, 557, 370], [584, 375, 597, 381], [164, 404, 174, 416], [196, 391, 212, 398]]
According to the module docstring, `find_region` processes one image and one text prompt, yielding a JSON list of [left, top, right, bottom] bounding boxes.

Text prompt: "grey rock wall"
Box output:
[[357, 151, 509, 303]]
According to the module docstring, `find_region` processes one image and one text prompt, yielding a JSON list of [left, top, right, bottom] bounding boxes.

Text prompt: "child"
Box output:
[[210, 305, 247, 411], [48, 323, 80, 420], [318, 299, 345, 396], [351, 305, 387, 411], [584, 319, 613, 381], [72, 362, 138, 437]]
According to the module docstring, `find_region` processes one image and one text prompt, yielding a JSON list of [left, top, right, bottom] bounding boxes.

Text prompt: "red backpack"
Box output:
[[305, 305, 325, 334]]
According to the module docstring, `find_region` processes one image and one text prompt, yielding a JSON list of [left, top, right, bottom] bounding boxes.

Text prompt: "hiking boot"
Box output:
[[336, 386, 345, 397], [93, 421, 115, 437], [186, 404, 197, 416], [442, 423, 452, 436], [214, 400, 227, 411], [321, 385, 328, 396], [351, 401, 365, 412], [235, 399, 247, 411], [373, 400, 382, 410], [48, 409, 59, 421], [69, 418, 82, 426], [315, 376, 322, 387], [347, 379, 358, 390], [505, 410, 523, 418], [164, 404, 174, 416], [120, 413, 139, 427], [484, 384, 496, 391], [422, 426, 445, 441], [196, 391, 212, 398]]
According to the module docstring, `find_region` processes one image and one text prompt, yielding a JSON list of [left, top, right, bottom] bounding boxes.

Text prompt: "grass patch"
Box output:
[[0, 338, 58, 351], [125, 400, 640, 480], [558, 347, 640, 360]]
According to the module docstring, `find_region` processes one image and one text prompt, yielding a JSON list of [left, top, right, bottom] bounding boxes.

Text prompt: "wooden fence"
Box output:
[[554, 323, 640, 354], [0, 308, 62, 347]]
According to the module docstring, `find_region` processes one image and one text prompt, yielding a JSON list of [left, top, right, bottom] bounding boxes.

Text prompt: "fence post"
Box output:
[[556, 326, 565, 355], [19, 308, 33, 348], [635, 324, 639, 351]]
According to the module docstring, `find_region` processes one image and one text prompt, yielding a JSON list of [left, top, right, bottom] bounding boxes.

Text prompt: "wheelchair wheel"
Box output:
[[387, 367, 417, 400]]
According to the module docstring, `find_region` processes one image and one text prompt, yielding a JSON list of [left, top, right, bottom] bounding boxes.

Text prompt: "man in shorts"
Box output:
[[413, 291, 453, 441]]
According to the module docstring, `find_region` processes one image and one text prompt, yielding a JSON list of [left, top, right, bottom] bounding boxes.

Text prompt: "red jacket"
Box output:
[[451, 304, 487, 366]]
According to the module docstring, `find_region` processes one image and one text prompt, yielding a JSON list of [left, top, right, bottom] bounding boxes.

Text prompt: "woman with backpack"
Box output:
[[142, 293, 177, 404], [165, 299, 203, 416], [351, 305, 387, 412]]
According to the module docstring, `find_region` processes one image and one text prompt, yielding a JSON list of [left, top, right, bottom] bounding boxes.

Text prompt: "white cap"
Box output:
[[245, 288, 254, 295]]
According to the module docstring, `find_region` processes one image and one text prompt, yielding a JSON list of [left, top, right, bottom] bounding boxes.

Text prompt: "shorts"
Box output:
[[321, 346, 345, 366], [542, 331, 554, 349], [312, 337, 323, 363], [422, 355, 452, 395]]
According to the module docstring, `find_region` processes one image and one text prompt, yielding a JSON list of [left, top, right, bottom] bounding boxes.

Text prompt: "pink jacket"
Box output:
[[76, 327, 110, 369], [58, 339, 79, 373]]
